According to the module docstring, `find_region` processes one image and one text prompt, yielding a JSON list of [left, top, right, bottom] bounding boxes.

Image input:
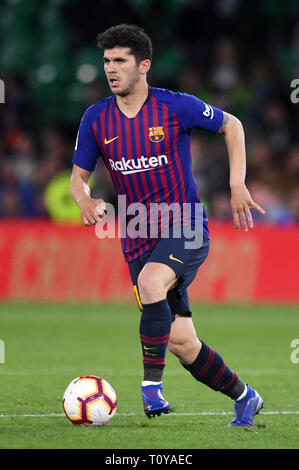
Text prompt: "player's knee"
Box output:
[[137, 271, 166, 303]]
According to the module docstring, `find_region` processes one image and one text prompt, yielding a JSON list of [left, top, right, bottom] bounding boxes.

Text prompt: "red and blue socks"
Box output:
[[181, 340, 245, 400], [139, 302, 245, 401], [140, 299, 172, 382]]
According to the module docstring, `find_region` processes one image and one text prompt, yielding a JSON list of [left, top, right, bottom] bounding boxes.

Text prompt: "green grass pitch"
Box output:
[[0, 302, 298, 449]]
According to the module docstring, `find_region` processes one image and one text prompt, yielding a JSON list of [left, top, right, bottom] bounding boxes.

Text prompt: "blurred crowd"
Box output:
[[1, 0, 299, 224]]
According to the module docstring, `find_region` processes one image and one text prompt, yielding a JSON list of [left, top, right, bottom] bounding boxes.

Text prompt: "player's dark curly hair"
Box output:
[[97, 24, 152, 64]]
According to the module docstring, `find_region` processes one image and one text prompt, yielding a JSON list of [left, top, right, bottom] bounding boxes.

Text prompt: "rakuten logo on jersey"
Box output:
[[109, 154, 168, 175]]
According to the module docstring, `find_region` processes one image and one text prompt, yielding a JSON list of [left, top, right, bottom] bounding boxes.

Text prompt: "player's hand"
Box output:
[[78, 197, 107, 226], [230, 184, 265, 231]]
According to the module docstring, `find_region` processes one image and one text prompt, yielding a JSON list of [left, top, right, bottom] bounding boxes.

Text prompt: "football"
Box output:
[[62, 375, 117, 426]]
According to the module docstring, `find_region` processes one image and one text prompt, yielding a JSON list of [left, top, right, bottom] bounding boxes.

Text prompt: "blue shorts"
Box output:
[[128, 234, 210, 321]]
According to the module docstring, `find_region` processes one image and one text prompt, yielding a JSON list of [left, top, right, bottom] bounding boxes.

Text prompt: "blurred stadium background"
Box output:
[[0, 0, 299, 304]]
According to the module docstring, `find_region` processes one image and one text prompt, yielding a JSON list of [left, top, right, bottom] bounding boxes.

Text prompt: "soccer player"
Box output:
[[70, 24, 265, 426]]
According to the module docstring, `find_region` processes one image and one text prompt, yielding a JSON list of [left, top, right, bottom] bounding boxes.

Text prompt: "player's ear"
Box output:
[[139, 59, 151, 75]]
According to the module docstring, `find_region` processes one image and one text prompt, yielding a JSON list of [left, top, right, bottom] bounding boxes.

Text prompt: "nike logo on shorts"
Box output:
[[169, 254, 184, 264]]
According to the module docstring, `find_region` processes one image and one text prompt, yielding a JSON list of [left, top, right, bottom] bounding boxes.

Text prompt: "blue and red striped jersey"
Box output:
[[73, 87, 223, 262]]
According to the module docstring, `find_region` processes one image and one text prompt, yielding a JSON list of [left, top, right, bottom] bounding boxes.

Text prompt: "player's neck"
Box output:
[[116, 82, 149, 119]]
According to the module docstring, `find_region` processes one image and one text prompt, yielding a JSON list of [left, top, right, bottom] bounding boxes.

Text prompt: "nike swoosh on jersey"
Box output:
[[104, 136, 119, 144], [169, 254, 184, 264]]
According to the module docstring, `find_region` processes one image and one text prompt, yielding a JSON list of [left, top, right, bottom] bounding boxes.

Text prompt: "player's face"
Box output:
[[103, 47, 146, 97]]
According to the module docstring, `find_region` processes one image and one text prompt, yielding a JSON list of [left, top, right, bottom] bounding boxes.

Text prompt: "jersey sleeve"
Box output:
[[175, 92, 224, 133], [72, 106, 101, 172]]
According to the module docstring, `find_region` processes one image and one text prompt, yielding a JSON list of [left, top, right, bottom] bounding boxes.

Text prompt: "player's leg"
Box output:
[[168, 314, 246, 399], [137, 261, 175, 384], [167, 299, 263, 426], [135, 233, 209, 418], [127, 252, 177, 418], [137, 261, 177, 417], [168, 315, 200, 364]]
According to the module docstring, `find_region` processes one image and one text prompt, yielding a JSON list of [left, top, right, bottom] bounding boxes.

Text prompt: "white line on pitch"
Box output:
[[1, 411, 299, 418], [0, 369, 296, 376]]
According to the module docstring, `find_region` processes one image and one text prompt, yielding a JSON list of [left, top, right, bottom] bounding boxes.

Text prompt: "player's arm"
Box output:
[[70, 164, 106, 226], [218, 112, 265, 231]]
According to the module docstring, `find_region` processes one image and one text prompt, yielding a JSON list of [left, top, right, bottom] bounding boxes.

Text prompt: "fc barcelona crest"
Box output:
[[149, 126, 164, 143]]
